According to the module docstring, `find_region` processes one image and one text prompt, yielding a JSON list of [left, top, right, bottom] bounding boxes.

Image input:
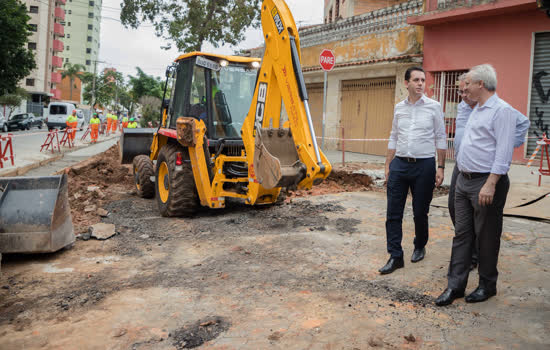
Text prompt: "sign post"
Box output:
[[319, 49, 335, 150]]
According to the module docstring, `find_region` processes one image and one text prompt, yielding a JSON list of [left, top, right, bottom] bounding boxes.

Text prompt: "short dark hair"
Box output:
[[405, 66, 425, 81]]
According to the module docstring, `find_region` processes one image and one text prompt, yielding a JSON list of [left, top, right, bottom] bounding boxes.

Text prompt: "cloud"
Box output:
[[99, 0, 322, 79]]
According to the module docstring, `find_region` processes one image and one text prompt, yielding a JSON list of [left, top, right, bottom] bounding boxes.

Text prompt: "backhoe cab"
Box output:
[[120, 0, 332, 216]]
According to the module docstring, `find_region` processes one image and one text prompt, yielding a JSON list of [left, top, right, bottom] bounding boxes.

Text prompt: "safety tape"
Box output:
[[526, 145, 541, 168]]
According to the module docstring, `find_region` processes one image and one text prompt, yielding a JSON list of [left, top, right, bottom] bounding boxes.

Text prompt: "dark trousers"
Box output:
[[448, 165, 478, 265], [386, 157, 436, 258], [447, 173, 510, 292]]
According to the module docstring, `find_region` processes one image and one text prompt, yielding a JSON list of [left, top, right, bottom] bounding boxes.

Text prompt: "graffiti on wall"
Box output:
[[533, 71, 550, 137]]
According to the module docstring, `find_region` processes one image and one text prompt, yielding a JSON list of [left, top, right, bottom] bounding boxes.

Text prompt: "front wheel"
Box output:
[[155, 143, 199, 217], [133, 155, 155, 198], [1, 125, 7, 133]]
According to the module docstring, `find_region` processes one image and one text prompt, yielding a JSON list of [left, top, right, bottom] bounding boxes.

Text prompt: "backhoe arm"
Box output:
[[242, 0, 332, 203]]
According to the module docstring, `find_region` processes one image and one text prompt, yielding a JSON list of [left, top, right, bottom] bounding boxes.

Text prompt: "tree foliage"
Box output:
[[138, 96, 161, 127], [128, 67, 163, 100], [81, 70, 125, 110], [61, 63, 86, 102], [0, 0, 36, 95], [120, 0, 261, 52], [0, 88, 29, 119]]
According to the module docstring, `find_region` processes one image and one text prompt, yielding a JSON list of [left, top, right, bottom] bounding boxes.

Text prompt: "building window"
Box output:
[[86, 60, 91, 66], [335, 1, 340, 19], [68, 10, 71, 14], [89, 1, 94, 5], [29, 23, 37, 32], [87, 36, 92, 42], [328, 9, 333, 23], [86, 48, 91, 54], [88, 12, 93, 18], [26, 79, 35, 86], [68, 22, 71, 26], [67, 46, 70, 50], [29, 6, 39, 13], [88, 24, 93, 30], [28, 42, 37, 50], [66, 58, 69, 62], [67, 34, 70, 38]]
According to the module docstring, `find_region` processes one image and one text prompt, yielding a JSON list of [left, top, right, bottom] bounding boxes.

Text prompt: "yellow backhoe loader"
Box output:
[[119, 0, 332, 216]]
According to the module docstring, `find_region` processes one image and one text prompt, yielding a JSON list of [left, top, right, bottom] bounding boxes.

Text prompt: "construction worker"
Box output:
[[111, 112, 118, 133], [127, 118, 138, 128], [106, 111, 112, 136], [90, 113, 100, 143], [66, 110, 78, 141], [122, 114, 129, 129]]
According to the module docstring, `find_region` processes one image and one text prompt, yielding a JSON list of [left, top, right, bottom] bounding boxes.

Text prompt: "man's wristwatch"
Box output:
[[438, 165, 445, 169]]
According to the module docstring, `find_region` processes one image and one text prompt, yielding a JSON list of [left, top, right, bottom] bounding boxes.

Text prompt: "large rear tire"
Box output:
[[155, 143, 199, 217], [133, 155, 155, 198]]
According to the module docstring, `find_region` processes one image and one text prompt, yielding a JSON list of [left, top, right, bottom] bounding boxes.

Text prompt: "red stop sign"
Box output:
[[319, 49, 335, 71]]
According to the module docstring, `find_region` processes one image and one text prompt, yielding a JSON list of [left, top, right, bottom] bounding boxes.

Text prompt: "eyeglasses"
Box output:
[[457, 90, 465, 96]]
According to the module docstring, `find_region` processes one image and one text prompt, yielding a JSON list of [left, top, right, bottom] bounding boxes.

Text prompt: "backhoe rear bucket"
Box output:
[[0, 175, 74, 253], [119, 128, 156, 164], [254, 127, 306, 189]]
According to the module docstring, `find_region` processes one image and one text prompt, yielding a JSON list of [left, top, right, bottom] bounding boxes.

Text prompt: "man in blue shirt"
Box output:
[[436, 64, 531, 306], [448, 74, 530, 271]]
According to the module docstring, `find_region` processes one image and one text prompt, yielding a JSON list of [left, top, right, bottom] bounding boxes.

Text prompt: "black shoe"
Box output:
[[465, 287, 496, 303], [411, 248, 425, 263], [435, 288, 465, 306], [378, 257, 404, 275]]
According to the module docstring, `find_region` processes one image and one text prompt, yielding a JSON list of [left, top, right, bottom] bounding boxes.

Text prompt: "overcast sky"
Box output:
[[98, 0, 323, 80]]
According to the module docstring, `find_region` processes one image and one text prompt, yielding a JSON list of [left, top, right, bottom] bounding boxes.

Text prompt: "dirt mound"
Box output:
[[64, 144, 134, 234]]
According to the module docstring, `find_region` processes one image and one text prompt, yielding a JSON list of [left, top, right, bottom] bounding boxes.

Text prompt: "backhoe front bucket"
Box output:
[[119, 128, 156, 164], [0, 175, 74, 253], [254, 127, 306, 189]]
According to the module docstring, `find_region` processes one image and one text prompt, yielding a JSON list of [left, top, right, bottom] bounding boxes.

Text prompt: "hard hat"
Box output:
[[130, 118, 135, 122], [93, 112, 97, 116], [72, 109, 76, 113]]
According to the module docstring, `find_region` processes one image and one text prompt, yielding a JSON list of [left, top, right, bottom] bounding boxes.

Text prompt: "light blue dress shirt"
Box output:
[[457, 94, 525, 175], [454, 100, 530, 158]]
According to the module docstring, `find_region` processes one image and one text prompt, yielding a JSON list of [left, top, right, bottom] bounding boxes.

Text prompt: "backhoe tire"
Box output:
[[155, 143, 199, 217], [133, 155, 155, 198]]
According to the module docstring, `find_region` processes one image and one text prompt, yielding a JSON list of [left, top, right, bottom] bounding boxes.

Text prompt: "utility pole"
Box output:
[[91, 60, 105, 112]]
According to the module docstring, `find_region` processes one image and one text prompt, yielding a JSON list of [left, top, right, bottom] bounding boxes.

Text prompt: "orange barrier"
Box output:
[[40, 129, 61, 153], [81, 126, 90, 141], [59, 127, 74, 148], [0, 133, 14, 168]]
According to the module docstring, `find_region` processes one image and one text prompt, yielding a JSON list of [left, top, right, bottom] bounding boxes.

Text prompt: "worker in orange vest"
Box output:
[[111, 112, 118, 133], [66, 110, 78, 141], [90, 113, 100, 143], [121, 114, 129, 129]]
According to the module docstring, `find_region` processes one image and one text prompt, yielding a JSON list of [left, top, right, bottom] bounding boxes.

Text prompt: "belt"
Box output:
[[460, 171, 490, 180], [397, 156, 418, 163]]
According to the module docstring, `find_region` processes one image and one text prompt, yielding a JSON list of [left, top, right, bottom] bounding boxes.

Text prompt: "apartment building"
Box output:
[[20, 0, 65, 113], [324, 0, 411, 23]]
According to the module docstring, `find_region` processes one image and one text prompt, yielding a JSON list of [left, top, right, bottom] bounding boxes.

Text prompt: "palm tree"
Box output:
[[61, 63, 86, 102]]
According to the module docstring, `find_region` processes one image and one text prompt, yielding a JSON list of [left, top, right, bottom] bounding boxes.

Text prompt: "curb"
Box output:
[[0, 135, 119, 178]]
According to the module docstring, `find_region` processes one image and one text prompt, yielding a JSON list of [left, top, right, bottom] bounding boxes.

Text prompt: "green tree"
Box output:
[[82, 70, 125, 111], [0, 0, 36, 95], [61, 63, 85, 102], [128, 67, 163, 100], [0, 88, 29, 119], [120, 0, 261, 52], [138, 96, 161, 127]]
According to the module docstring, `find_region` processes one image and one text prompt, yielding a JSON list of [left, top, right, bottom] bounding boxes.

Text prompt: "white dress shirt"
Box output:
[[457, 94, 517, 175], [388, 94, 447, 158]]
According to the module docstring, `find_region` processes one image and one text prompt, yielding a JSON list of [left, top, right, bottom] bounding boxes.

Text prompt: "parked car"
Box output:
[[6, 113, 44, 131], [46, 102, 87, 130], [0, 111, 7, 132]]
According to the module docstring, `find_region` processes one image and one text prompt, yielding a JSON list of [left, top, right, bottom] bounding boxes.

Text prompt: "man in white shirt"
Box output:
[[435, 64, 527, 306], [379, 67, 447, 275]]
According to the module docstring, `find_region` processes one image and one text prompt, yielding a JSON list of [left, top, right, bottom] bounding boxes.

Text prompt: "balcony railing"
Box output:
[[56, 0, 66, 5], [51, 72, 62, 84], [50, 89, 62, 100], [52, 56, 63, 68], [299, 0, 423, 48], [53, 23, 64, 37], [54, 7, 65, 20], [52, 39, 63, 52]]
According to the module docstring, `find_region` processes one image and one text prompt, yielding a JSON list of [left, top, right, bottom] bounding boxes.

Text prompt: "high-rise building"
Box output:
[[19, 0, 65, 112], [61, 0, 101, 73]]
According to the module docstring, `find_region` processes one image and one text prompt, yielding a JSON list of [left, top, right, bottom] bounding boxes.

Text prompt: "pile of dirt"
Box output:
[[287, 168, 374, 198], [64, 144, 134, 234]]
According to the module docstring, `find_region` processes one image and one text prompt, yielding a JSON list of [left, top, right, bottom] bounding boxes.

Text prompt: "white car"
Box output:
[[0, 111, 6, 132], [46, 102, 87, 130]]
